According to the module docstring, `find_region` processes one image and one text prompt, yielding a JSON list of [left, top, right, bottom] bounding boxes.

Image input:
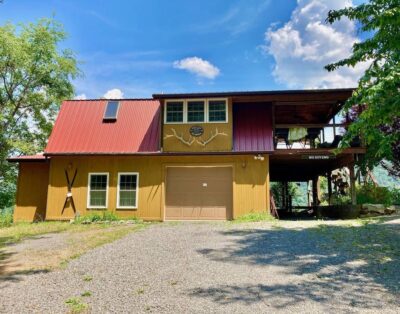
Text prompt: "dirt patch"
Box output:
[[0, 225, 142, 278]]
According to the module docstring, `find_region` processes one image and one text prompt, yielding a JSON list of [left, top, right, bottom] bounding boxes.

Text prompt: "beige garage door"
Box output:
[[165, 167, 233, 220]]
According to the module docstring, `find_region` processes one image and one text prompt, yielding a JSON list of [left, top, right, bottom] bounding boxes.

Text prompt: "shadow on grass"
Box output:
[[192, 216, 400, 310], [0, 234, 52, 286]]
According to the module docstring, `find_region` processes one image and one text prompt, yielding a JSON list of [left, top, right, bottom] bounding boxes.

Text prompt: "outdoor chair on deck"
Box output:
[[303, 128, 321, 148], [318, 135, 343, 149], [274, 128, 291, 148]]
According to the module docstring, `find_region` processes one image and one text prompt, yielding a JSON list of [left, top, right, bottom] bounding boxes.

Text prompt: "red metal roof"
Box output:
[[233, 103, 274, 152], [45, 99, 161, 154]]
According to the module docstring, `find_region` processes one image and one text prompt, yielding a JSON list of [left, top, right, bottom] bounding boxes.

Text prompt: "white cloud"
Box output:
[[74, 93, 87, 100], [264, 0, 369, 89], [173, 57, 220, 79], [103, 88, 124, 99]]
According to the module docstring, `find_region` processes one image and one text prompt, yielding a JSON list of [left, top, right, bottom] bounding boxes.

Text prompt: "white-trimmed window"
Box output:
[[117, 172, 139, 208], [165, 101, 184, 123], [208, 99, 227, 122], [187, 100, 205, 122], [87, 173, 109, 208], [165, 98, 227, 124]]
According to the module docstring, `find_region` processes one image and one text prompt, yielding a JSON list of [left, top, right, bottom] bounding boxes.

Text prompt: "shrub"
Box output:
[[0, 207, 13, 228], [330, 193, 352, 205], [75, 211, 119, 224], [356, 184, 393, 206], [390, 188, 400, 205], [0, 180, 16, 210]]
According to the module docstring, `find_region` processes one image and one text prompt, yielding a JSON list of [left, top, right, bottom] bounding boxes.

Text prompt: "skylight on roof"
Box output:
[[103, 101, 120, 121]]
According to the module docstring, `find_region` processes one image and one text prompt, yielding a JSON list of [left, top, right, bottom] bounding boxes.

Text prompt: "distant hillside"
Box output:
[[373, 165, 400, 188]]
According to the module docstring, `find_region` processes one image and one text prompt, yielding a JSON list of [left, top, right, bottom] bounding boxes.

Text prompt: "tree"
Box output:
[[0, 19, 79, 208], [325, 0, 400, 177]]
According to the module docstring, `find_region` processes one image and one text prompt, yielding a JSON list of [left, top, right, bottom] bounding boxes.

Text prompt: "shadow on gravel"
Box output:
[[193, 216, 400, 310]]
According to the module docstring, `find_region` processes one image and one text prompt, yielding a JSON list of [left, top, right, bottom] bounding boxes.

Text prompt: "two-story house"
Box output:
[[9, 89, 366, 221]]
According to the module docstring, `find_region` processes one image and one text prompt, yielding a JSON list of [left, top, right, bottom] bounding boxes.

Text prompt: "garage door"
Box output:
[[165, 167, 233, 220]]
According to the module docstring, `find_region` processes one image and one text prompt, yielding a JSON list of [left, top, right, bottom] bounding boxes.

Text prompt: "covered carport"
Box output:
[[269, 148, 366, 217]]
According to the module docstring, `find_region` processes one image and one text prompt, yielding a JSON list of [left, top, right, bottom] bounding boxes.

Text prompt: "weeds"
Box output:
[[81, 291, 92, 297], [136, 288, 145, 295], [233, 212, 275, 223], [83, 275, 93, 282], [0, 207, 13, 228], [65, 297, 88, 313], [74, 211, 120, 224]]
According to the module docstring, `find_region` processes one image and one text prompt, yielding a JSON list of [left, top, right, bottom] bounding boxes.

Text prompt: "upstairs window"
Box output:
[[87, 173, 109, 208], [187, 100, 205, 122], [103, 101, 120, 121], [166, 101, 184, 123], [164, 99, 228, 124], [117, 173, 139, 208], [208, 100, 227, 122]]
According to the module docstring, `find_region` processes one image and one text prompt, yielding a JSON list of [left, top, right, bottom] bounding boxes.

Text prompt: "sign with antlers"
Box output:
[[164, 127, 227, 147]]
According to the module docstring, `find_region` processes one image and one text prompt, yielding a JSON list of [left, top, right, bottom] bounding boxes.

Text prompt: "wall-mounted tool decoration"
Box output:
[[164, 127, 227, 147], [62, 168, 78, 215]]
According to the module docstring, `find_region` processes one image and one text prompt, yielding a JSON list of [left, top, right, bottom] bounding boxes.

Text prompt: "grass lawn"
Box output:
[[0, 221, 146, 277]]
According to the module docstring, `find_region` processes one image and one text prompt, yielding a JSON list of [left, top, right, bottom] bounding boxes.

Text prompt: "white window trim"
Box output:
[[164, 99, 186, 124], [117, 172, 139, 209], [87, 172, 109, 209], [164, 98, 228, 124], [187, 99, 206, 123], [207, 98, 229, 123]]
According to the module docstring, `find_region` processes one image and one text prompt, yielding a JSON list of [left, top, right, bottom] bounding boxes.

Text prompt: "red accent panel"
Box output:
[[45, 100, 161, 154], [233, 103, 274, 152]]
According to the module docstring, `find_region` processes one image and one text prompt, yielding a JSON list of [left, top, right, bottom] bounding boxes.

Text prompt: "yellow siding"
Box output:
[[14, 162, 49, 222], [162, 99, 233, 152], [45, 155, 269, 221]]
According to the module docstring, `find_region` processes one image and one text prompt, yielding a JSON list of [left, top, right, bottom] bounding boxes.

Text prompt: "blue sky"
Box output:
[[1, 0, 367, 99]]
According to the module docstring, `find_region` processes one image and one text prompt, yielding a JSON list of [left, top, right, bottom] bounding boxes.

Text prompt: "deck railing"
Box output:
[[273, 122, 362, 150]]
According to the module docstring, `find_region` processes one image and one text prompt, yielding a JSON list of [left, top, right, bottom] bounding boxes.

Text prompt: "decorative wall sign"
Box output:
[[164, 128, 228, 147], [189, 126, 204, 137]]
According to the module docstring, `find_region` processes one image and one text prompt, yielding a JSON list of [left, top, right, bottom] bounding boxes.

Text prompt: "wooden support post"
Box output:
[[284, 182, 289, 211], [349, 164, 357, 205], [327, 172, 332, 205], [333, 116, 337, 137], [312, 177, 318, 206]]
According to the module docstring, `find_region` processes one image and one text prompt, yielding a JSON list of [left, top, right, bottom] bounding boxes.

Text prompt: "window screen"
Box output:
[[118, 173, 138, 208], [166, 101, 184, 123], [88, 174, 108, 207], [187, 101, 205, 122], [104, 101, 120, 120], [208, 100, 227, 122]]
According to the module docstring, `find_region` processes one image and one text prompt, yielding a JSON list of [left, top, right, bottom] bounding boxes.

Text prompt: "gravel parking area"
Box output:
[[1, 218, 399, 313]]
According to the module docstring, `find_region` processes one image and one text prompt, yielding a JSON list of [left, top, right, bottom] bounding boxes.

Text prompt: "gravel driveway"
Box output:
[[1, 220, 399, 313]]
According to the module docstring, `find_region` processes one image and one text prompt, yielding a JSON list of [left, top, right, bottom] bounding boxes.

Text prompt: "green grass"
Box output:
[[65, 297, 88, 313], [80, 291, 92, 297], [0, 221, 78, 247], [233, 212, 275, 223]]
